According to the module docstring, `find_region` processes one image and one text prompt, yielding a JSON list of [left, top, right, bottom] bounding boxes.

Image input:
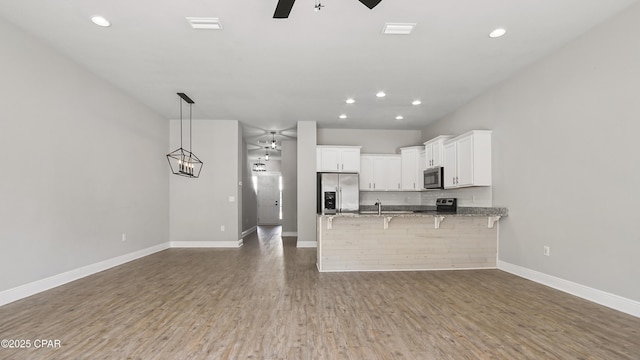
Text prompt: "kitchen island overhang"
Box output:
[[316, 208, 508, 272]]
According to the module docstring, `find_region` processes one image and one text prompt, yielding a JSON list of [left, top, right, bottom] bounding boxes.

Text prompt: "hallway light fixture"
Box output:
[[166, 93, 203, 178], [253, 158, 267, 172], [265, 147, 270, 161], [270, 131, 277, 149]]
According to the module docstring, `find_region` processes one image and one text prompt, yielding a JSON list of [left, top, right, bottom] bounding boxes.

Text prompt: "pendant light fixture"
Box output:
[[166, 93, 203, 178], [270, 131, 277, 149], [253, 158, 267, 172], [264, 147, 270, 161]]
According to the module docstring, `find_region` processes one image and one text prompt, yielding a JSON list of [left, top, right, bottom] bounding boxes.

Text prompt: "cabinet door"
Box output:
[[443, 142, 457, 188], [401, 149, 418, 190], [431, 141, 444, 167], [319, 148, 340, 172], [418, 150, 426, 189], [386, 156, 402, 191], [372, 157, 387, 190], [340, 148, 361, 172], [425, 143, 434, 168], [359, 156, 374, 190], [456, 135, 474, 186]]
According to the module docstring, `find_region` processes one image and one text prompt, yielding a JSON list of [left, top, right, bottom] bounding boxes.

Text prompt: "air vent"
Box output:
[[186, 17, 223, 30], [382, 23, 416, 35]]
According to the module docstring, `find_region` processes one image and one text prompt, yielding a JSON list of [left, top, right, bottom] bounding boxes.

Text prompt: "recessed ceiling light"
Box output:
[[339, 114, 347, 119], [489, 28, 506, 38], [382, 23, 416, 35], [412, 100, 422, 105], [376, 91, 386, 98], [396, 115, 404, 120], [345, 98, 355, 104], [186, 17, 223, 30], [91, 16, 111, 27]]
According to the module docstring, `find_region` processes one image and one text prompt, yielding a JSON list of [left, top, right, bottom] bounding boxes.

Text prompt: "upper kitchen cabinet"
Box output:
[[400, 146, 426, 191], [360, 155, 401, 191], [443, 130, 491, 189], [317, 146, 361, 172], [424, 135, 453, 169]]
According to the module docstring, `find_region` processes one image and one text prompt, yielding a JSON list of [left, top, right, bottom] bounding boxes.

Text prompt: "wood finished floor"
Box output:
[[1, 226, 639, 360]]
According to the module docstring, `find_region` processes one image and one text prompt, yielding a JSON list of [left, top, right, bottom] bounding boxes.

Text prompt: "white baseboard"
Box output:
[[170, 240, 243, 248], [498, 260, 640, 318], [241, 226, 257, 239], [296, 241, 317, 248], [0, 242, 170, 307], [282, 231, 298, 237]]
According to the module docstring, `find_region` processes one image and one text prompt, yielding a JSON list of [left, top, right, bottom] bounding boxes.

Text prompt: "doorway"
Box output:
[[256, 174, 282, 225]]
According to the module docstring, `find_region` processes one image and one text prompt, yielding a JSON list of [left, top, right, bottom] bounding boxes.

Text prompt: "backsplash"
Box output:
[[360, 187, 492, 207], [360, 191, 422, 206]]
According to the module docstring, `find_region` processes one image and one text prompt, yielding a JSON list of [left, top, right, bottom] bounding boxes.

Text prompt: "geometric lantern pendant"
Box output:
[[167, 147, 203, 178], [167, 92, 203, 178]]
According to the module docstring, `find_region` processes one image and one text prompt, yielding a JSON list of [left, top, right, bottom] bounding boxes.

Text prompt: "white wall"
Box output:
[[297, 122, 317, 247], [318, 129, 422, 154], [422, 3, 640, 302], [242, 139, 257, 234], [170, 120, 242, 246], [281, 140, 298, 235], [0, 19, 169, 292]]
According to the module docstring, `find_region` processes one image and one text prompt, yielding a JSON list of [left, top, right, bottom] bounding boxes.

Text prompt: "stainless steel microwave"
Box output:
[[424, 167, 444, 189]]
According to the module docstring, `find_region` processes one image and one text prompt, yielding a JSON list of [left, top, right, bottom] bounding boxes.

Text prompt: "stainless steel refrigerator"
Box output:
[[317, 173, 359, 214]]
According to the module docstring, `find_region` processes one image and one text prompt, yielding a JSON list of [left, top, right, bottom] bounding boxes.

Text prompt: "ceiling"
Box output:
[[0, 0, 636, 151]]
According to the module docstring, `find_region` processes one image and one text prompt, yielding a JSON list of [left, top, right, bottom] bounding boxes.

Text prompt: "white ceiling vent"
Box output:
[[186, 17, 223, 30], [382, 23, 416, 35]]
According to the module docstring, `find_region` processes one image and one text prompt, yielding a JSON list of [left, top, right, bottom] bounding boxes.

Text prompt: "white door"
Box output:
[[386, 156, 402, 191], [340, 148, 361, 172], [401, 149, 418, 190], [319, 148, 340, 172], [456, 135, 474, 187], [443, 141, 457, 188], [257, 174, 281, 225], [359, 156, 374, 190]]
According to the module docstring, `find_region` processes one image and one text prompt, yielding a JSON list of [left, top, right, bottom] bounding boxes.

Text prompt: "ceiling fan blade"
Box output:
[[358, 0, 382, 10], [273, 0, 296, 18]]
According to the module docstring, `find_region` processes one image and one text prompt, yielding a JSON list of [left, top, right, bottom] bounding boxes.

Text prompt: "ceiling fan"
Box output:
[[273, 0, 382, 19]]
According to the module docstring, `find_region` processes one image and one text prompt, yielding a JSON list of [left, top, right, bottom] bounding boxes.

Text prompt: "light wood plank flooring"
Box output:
[[1, 226, 638, 359]]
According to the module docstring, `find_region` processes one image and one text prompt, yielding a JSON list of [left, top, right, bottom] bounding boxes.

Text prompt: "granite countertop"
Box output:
[[323, 205, 508, 217]]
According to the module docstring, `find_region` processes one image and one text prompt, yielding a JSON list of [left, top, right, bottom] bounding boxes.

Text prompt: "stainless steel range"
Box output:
[[436, 198, 457, 213]]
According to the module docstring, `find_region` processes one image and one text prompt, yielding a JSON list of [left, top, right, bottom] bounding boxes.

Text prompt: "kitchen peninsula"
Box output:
[[316, 207, 508, 272]]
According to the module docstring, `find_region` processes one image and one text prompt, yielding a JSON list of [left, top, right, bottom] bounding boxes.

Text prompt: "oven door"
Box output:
[[423, 167, 444, 189]]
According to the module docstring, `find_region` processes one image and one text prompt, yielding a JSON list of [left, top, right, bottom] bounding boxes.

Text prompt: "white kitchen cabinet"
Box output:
[[424, 135, 453, 169], [400, 146, 426, 190], [317, 146, 361, 172], [359, 155, 401, 191], [443, 130, 491, 189]]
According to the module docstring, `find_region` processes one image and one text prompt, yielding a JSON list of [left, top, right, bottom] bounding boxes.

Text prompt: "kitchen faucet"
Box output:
[[375, 199, 382, 215]]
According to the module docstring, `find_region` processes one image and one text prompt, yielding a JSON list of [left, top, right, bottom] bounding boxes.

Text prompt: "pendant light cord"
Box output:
[[189, 103, 193, 152], [179, 97, 183, 149]]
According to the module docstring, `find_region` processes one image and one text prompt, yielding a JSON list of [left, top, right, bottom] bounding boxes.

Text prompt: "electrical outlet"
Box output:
[[220, 225, 225, 232], [122, 233, 127, 242], [543, 246, 550, 256]]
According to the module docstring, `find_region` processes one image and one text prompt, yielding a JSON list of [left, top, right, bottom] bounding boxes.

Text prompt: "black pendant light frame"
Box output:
[[167, 93, 203, 178], [253, 158, 267, 172]]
